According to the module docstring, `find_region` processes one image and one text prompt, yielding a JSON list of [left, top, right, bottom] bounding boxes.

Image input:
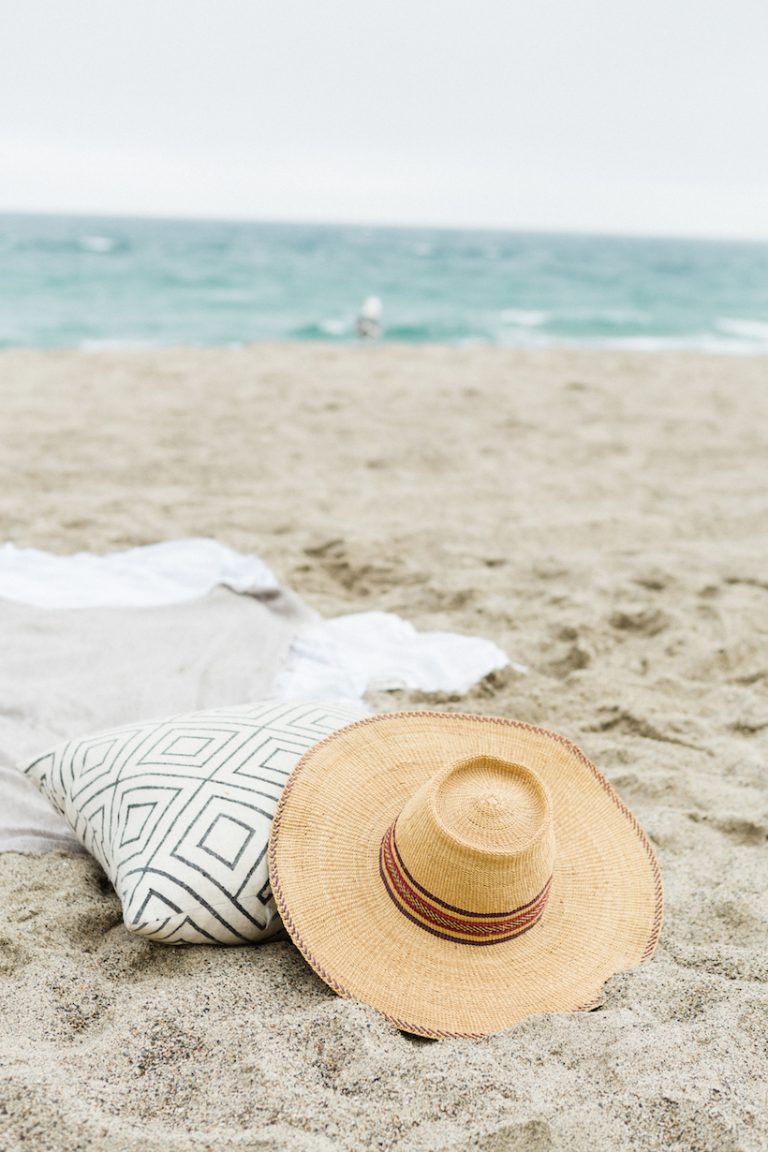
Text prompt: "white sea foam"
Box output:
[[716, 317, 768, 342], [602, 334, 768, 355], [79, 235, 116, 254], [499, 309, 549, 327], [319, 318, 347, 336], [79, 338, 159, 352], [595, 335, 710, 352], [495, 331, 768, 355]]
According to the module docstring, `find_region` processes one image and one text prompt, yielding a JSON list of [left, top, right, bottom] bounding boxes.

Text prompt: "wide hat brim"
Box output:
[[268, 711, 663, 1038]]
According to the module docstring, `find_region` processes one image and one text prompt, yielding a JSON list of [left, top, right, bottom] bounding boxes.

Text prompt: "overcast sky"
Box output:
[[1, 0, 767, 238]]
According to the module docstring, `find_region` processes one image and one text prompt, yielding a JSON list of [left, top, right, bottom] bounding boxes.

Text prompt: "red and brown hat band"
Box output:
[[379, 819, 552, 946]]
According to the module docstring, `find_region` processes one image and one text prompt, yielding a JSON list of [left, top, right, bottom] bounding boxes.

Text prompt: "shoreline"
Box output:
[[5, 339, 768, 358]]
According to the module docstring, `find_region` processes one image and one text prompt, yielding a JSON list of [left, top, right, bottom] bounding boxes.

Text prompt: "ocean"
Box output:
[[2, 212, 768, 353]]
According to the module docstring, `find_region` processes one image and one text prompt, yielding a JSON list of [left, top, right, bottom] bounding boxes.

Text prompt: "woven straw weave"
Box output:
[[269, 711, 663, 1039]]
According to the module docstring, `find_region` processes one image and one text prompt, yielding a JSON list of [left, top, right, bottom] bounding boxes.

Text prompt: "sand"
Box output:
[[0, 344, 766, 1152]]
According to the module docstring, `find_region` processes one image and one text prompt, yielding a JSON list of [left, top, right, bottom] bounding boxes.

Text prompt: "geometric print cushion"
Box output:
[[22, 699, 367, 945]]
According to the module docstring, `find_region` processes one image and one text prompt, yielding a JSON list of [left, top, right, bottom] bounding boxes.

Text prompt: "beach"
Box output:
[[1, 343, 766, 1151]]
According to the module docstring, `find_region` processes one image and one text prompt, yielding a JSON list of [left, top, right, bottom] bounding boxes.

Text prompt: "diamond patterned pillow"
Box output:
[[22, 699, 367, 944]]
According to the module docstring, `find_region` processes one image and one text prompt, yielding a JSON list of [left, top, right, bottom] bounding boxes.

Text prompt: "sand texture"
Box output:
[[0, 345, 766, 1151]]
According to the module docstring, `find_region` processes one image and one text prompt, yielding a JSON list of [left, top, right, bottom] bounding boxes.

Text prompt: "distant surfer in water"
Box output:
[[356, 295, 382, 339]]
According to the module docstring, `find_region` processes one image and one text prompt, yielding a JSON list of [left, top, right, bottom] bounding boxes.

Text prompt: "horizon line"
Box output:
[[1, 206, 767, 247]]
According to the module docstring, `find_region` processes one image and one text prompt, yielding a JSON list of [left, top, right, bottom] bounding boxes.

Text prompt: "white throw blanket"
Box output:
[[0, 539, 281, 609], [0, 540, 512, 854]]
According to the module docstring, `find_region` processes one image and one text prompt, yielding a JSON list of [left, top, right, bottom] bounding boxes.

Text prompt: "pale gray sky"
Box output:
[[1, 0, 767, 237]]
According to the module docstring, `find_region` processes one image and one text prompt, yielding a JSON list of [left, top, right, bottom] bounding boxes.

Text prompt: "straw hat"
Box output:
[[268, 711, 663, 1038]]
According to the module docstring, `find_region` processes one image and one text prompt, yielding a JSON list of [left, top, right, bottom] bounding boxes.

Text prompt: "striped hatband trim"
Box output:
[[379, 820, 551, 946]]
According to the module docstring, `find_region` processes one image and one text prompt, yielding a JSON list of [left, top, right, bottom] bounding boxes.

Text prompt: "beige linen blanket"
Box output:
[[0, 587, 311, 853]]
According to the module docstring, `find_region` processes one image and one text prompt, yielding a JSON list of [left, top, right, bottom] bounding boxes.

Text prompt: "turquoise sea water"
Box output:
[[2, 213, 768, 352]]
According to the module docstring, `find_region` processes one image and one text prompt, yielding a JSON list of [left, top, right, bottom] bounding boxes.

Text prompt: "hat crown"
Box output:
[[381, 755, 555, 944]]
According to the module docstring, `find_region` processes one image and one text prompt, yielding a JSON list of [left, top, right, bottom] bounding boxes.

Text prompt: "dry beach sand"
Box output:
[[0, 344, 766, 1151]]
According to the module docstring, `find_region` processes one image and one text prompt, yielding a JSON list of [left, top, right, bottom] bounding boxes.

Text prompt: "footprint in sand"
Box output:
[[303, 538, 399, 597], [451, 1120, 553, 1152], [688, 812, 768, 846], [609, 605, 670, 636], [0, 933, 28, 976]]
